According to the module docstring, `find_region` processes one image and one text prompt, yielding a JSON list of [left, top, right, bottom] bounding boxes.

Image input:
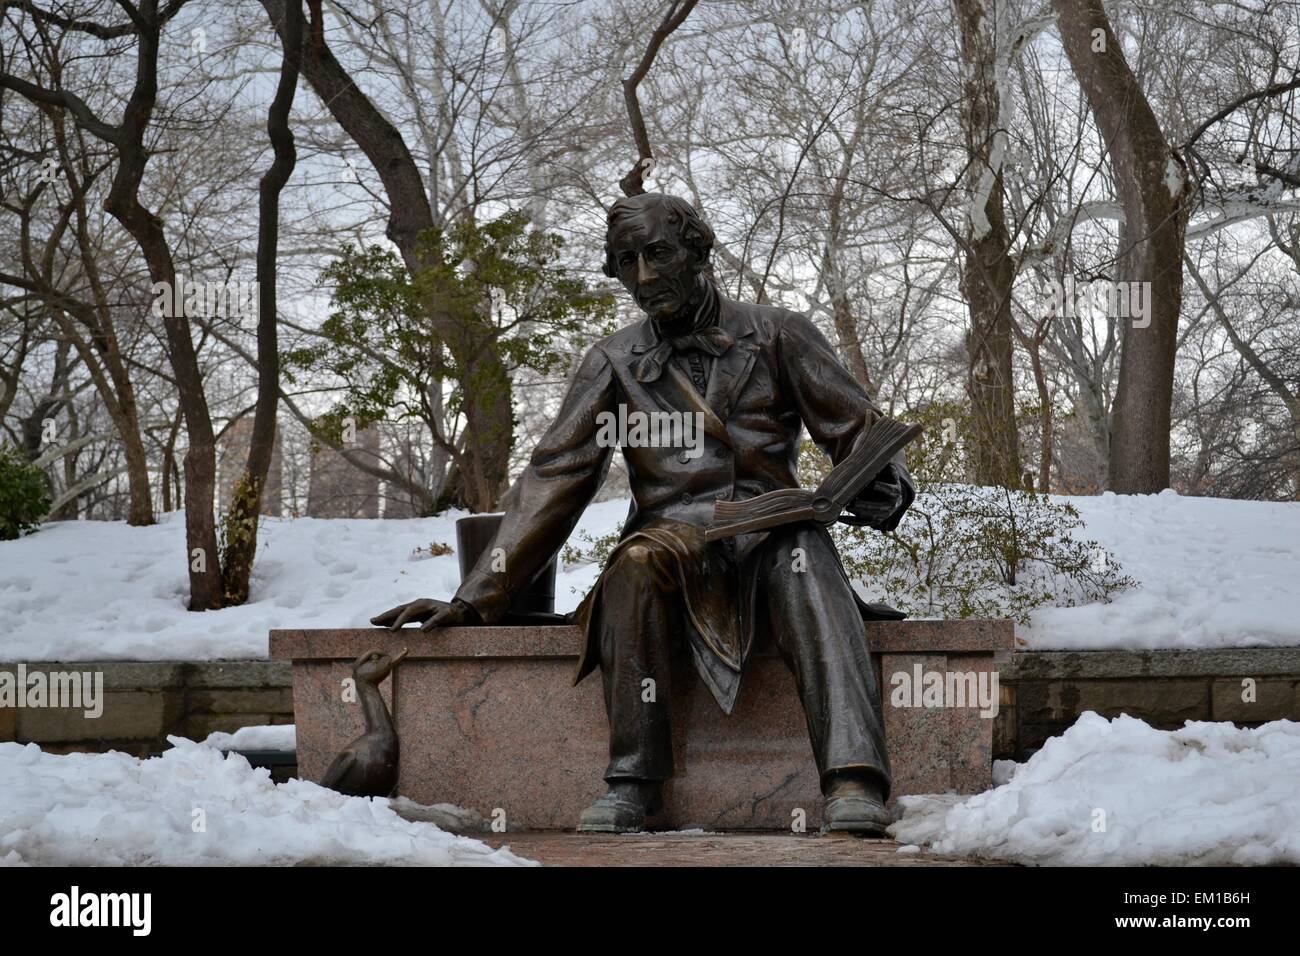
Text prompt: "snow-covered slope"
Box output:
[[1, 490, 1297, 661], [1020, 490, 1300, 650], [0, 500, 624, 661]]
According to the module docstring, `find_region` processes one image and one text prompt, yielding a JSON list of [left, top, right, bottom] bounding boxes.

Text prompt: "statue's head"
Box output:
[[603, 192, 715, 324]]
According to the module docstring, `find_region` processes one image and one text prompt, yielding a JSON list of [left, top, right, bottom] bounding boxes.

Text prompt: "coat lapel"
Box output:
[[626, 319, 725, 445], [664, 361, 730, 446], [704, 299, 758, 423], [623, 296, 760, 446]]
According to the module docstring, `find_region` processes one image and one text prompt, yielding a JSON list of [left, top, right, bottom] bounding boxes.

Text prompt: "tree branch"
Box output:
[[618, 0, 698, 196]]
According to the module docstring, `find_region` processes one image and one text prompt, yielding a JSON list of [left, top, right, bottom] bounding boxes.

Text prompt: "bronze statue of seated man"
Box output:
[[374, 192, 914, 835]]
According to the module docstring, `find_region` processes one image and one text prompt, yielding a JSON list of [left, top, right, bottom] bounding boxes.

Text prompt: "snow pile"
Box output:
[[890, 712, 1300, 866], [991, 759, 1020, 786], [0, 739, 534, 867], [202, 724, 295, 751], [1, 489, 1298, 661]]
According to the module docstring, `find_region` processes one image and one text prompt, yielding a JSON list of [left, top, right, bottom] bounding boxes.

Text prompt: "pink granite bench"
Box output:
[[270, 620, 1012, 830]]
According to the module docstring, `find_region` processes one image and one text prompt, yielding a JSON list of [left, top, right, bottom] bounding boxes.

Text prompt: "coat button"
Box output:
[[678, 451, 691, 463], [680, 492, 693, 505], [714, 447, 728, 458]]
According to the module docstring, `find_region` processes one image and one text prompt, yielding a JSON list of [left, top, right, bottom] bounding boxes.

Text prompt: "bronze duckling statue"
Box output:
[[319, 647, 408, 798]]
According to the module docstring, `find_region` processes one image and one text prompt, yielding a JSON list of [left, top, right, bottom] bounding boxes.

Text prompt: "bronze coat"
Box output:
[[453, 292, 914, 712]]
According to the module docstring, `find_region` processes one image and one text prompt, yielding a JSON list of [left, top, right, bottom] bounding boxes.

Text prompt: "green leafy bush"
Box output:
[[832, 483, 1134, 623], [803, 403, 1136, 623], [561, 529, 622, 569], [0, 444, 51, 540]]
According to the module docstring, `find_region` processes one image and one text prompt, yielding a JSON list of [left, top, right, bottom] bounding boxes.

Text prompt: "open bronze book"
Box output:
[[705, 416, 923, 541]]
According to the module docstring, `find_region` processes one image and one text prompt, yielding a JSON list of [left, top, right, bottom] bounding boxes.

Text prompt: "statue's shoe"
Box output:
[[576, 788, 661, 834], [821, 793, 893, 836]]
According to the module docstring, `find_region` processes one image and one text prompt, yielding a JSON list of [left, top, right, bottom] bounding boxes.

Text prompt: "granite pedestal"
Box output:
[[270, 620, 1012, 830]]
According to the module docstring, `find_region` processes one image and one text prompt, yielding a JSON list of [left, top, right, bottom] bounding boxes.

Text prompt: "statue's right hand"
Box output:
[[370, 598, 480, 632]]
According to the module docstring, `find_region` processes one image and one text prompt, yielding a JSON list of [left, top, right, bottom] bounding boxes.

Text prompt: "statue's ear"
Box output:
[[684, 218, 714, 272]]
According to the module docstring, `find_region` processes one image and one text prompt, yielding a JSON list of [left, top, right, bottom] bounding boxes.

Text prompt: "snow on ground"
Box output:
[[890, 712, 1300, 866], [0, 738, 534, 866], [1, 489, 1298, 661], [0, 499, 624, 662], [203, 724, 295, 751], [1019, 490, 1300, 650]]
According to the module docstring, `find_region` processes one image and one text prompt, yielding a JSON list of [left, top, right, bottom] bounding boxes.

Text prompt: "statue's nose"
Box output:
[[636, 254, 657, 284]]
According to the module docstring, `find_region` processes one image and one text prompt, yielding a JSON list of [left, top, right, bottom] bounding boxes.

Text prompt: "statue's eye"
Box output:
[[618, 252, 636, 268]]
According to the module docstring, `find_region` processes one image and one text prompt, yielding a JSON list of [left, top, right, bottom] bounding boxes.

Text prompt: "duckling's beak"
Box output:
[[391, 648, 410, 668]]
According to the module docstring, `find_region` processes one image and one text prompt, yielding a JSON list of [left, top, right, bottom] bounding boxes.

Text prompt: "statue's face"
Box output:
[[607, 204, 702, 324]]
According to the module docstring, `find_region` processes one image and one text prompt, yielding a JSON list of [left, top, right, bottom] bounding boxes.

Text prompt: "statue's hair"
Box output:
[[602, 193, 715, 277]]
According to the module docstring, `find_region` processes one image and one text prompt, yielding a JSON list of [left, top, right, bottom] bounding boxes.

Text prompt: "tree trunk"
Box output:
[[827, 272, 874, 394], [118, 424, 153, 525], [456, 349, 513, 510], [54, 399, 82, 520], [222, 0, 302, 606], [261, 0, 513, 511], [1054, 0, 1189, 493], [1028, 345, 1053, 492], [16, 112, 157, 526], [98, 2, 224, 608], [954, 0, 1022, 488]]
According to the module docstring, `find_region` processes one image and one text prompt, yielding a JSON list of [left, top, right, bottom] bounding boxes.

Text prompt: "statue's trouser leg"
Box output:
[[759, 524, 893, 798], [597, 542, 678, 782]]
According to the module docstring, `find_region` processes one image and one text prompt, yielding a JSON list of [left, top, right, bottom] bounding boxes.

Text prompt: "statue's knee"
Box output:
[[603, 540, 677, 595], [621, 543, 657, 566], [608, 541, 669, 580]]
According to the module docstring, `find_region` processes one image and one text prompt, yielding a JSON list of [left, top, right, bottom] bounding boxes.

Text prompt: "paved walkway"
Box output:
[[484, 832, 1000, 866]]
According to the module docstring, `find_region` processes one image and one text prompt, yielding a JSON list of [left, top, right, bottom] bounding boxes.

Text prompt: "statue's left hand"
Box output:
[[841, 463, 906, 530], [370, 597, 482, 633]]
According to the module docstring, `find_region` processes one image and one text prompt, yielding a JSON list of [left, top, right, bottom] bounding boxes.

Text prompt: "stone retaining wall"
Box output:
[[0, 661, 293, 755], [995, 648, 1300, 759], [4, 649, 1297, 762]]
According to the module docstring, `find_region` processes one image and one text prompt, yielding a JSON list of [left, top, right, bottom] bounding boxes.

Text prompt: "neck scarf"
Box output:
[[634, 278, 732, 383]]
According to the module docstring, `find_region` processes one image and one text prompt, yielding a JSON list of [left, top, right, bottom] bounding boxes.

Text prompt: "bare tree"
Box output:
[[1054, 0, 1191, 493], [0, 0, 234, 606]]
